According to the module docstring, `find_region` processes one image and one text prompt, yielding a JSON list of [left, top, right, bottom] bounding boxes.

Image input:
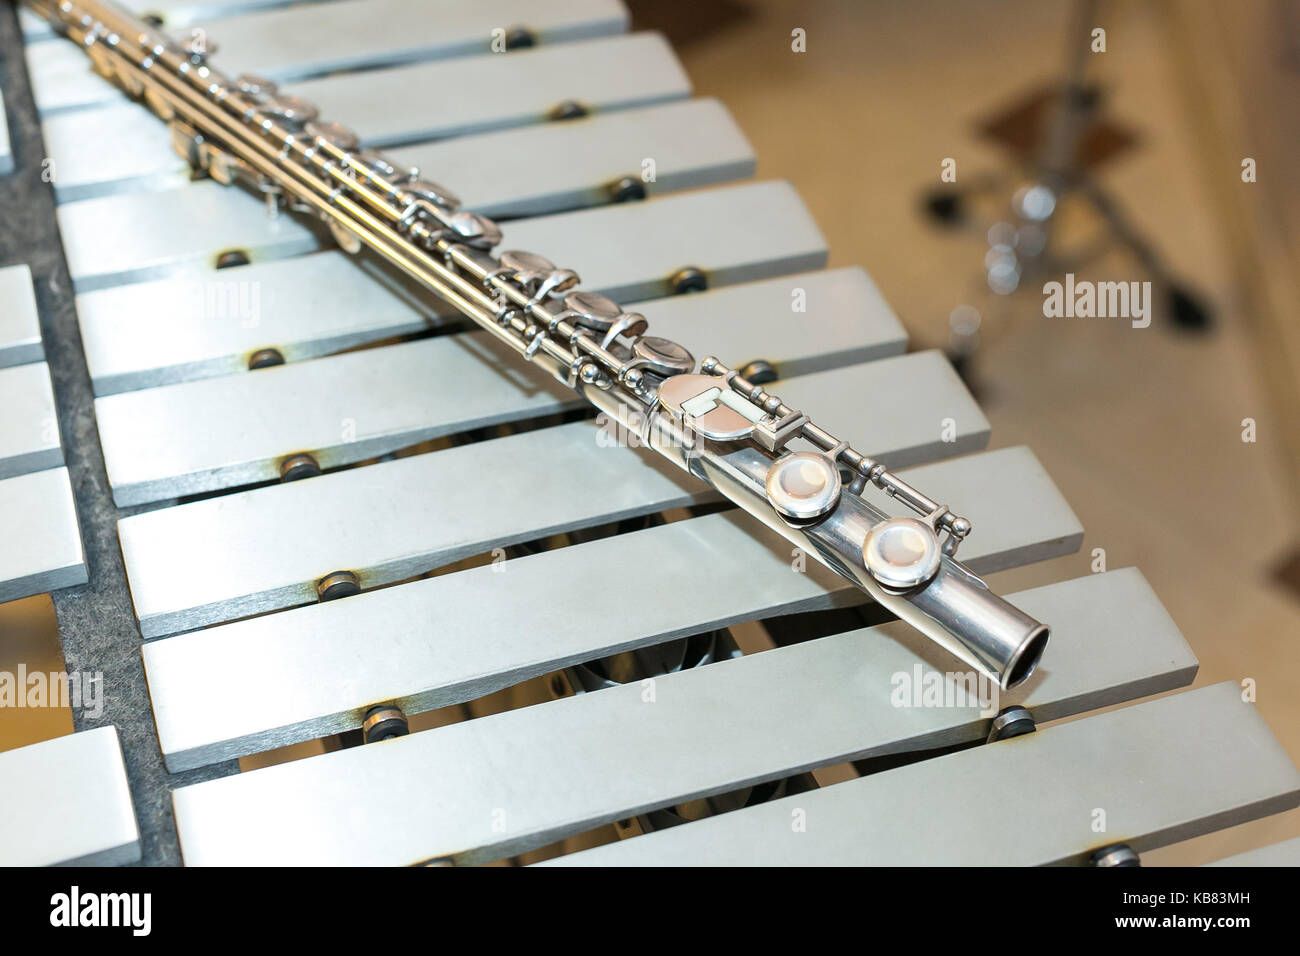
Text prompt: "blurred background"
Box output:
[[2, 0, 1297, 865], [631, 0, 1300, 864]]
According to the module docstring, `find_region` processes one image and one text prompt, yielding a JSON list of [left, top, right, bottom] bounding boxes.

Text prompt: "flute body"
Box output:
[[29, 0, 1049, 689]]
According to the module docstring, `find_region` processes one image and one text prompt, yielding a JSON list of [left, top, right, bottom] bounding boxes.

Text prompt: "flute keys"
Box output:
[[343, 150, 409, 192], [499, 250, 557, 289], [178, 34, 217, 66], [500, 251, 554, 275], [631, 336, 694, 377], [305, 121, 360, 151], [352, 150, 405, 181], [86, 40, 114, 80], [599, 312, 649, 349], [497, 251, 578, 301], [260, 95, 319, 129], [143, 88, 175, 121], [405, 179, 461, 213], [765, 453, 841, 523], [234, 74, 278, 98], [169, 121, 202, 168], [206, 148, 244, 186], [330, 219, 363, 255], [861, 517, 942, 590], [444, 211, 501, 249], [561, 291, 623, 331]]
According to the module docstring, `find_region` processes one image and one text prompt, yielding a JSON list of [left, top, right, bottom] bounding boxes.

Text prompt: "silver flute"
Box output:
[[29, 0, 1049, 689]]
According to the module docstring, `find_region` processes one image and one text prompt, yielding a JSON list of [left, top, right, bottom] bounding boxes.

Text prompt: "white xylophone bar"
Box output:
[[168, 570, 1193, 866], [60, 173, 822, 292], [0, 727, 140, 867], [46, 94, 752, 204], [0, 361, 63, 479], [1206, 836, 1300, 866], [42, 99, 212, 201], [0, 265, 44, 368], [78, 262, 889, 398], [118, 421, 691, 638], [60, 180, 320, 293], [144, 498, 1087, 774], [546, 683, 1300, 867], [240, 30, 687, 150], [78, 252, 447, 394], [96, 348, 975, 506], [0, 467, 87, 603], [25, 0, 630, 115], [116, 364, 1001, 638], [18, 0, 336, 43]]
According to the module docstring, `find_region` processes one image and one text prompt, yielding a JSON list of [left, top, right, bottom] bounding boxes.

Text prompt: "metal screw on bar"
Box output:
[[607, 176, 647, 203], [548, 100, 588, 121], [504, 26, 536, 49], [363, 705, 409, 743], [279, 453, 321, 482], [986, 705, 1036, 743], [738, 359, 778, 385], [215, 249, 250, 269], [248, 348, 285, 370], [1091, 844, 1141, 867], [671, 266, 708, 295], [316, 571, 360, 602]]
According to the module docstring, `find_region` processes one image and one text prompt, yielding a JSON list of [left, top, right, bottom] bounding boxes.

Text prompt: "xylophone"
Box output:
[[0, 0, 1297, 868]]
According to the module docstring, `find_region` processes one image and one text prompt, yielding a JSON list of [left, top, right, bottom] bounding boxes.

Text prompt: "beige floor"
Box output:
[[1, 0, 1296, 866], [664, 0, 1300, 864]]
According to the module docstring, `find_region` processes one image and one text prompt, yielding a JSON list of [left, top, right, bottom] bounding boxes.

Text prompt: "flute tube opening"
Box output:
[[1004, 624, 1049, 689]]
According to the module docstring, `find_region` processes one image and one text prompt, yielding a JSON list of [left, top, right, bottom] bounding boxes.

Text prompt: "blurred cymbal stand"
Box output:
[[925, 0, 1212, 383]]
